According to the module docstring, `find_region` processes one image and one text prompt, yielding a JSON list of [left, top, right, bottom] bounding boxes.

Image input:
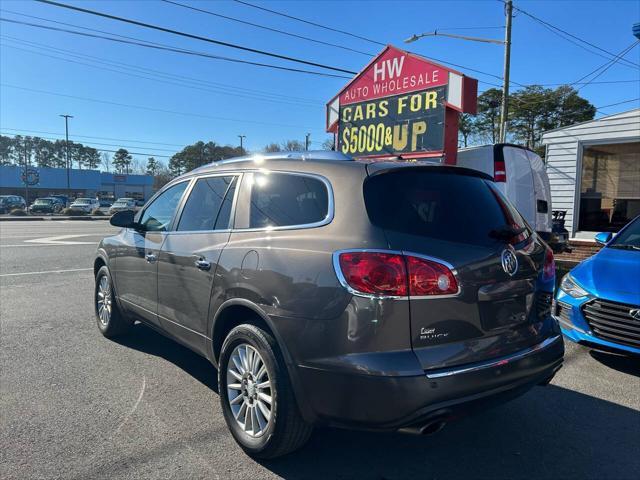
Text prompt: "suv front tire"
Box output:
[[94, 266, 131, 338]]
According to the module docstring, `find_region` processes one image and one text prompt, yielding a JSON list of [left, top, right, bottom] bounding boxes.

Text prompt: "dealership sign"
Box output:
[[326, 45, 478, 163]]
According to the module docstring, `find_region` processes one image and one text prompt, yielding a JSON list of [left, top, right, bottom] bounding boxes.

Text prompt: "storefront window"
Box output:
[[578, 141, 640, 232]]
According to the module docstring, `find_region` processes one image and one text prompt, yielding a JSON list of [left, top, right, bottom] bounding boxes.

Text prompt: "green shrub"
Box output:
[[61, 207, 86, 216], [91, 208, 104, 216], [9, 208, 27, 216]]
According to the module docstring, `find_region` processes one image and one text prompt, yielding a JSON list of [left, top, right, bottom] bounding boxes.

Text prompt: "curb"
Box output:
[[0, 216, 110, 222]]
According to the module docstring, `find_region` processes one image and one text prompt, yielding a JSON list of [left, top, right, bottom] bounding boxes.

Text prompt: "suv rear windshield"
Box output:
[[364, 169, 529, 247]]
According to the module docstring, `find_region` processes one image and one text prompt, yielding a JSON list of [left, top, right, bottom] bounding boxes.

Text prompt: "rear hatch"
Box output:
[[363, 165, 552, 371]]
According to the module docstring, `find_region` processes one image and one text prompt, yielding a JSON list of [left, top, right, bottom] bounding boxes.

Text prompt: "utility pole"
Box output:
[[305, 133, 311, 151], [499, 0, 513, 143], [23, 139, 29, 212], [60, 114, 73, 200], [238, 135, 246, 154]]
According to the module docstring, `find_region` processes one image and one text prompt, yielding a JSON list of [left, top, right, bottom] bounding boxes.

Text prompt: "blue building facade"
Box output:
[[0, 165, 154, 203]]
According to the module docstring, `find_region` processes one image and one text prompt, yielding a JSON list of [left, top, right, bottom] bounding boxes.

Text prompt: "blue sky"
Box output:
[[1, 0, 639, 165]]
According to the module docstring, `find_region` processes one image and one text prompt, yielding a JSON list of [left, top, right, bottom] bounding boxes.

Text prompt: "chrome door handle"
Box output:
[[145, 252, 157, 263], [195, 258, 211, 271]]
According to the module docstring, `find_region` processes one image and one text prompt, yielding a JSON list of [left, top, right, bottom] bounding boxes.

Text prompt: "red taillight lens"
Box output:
[[336, 252, 458, 297], [338, 252, 407, 296], [542, 248, 555, 282], [494, 159, 507, 182], [406, 255, 458, 296]]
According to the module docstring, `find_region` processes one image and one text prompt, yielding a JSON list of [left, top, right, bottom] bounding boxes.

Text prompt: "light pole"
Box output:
[[405, 0, 513, 143], [59, 114, 73, 200], [305, 133, 311, 151], [238, 135, 246, 154]]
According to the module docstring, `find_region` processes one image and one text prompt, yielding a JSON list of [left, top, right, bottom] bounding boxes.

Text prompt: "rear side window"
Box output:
[[364, 170, 529, 247], [177, 176, 237, 231], [249, 173, 329, 229]]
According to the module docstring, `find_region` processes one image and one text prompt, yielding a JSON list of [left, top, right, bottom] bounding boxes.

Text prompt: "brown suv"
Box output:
[[95, 152, 563, 458]]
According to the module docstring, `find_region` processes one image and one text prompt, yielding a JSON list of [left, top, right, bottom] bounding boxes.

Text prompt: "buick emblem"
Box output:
[[501, 249, 518, 276], [630, 309, 640, 321]]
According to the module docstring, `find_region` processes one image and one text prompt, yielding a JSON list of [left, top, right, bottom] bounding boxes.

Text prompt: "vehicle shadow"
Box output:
[[589, 349, 640, 378], [112, 325, 639, 479], [112, 322, 219, 393]]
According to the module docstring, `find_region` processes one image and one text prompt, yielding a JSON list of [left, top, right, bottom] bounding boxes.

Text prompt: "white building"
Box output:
[[542, 108, 640, 239]]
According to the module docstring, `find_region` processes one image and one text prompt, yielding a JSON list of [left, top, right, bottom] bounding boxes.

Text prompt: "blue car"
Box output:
[[554, 215, 640, 355]]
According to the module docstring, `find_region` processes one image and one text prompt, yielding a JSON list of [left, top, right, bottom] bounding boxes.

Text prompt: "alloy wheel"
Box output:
[[226, 343, 273, 437], [96, 275, 112, 327]]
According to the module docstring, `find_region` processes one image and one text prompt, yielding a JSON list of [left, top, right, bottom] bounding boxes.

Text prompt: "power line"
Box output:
[[0, 17, 351, 79], [1, 84, 328, 133], [595, 98, 640, 110], [0, 128, 187, 147], [1, 132, 173, 158], [0, 39, 323, 108], [512, 3, 640, 69], [231, 0, 386, 47], [574, 41, 639, 91], [0, 131, 177, 153], [34, 0, 358, 75], [160, 0, 372, 56]]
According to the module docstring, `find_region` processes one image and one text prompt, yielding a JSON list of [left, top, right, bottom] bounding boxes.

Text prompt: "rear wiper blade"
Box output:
[[489, 225, 526, 239]]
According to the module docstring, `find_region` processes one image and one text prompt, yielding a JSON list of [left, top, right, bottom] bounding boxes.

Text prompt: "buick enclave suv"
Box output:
[[94, 152, 563, 458]]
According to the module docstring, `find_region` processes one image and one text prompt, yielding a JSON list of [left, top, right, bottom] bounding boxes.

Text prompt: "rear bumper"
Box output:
[[296, 334, 564, 430]]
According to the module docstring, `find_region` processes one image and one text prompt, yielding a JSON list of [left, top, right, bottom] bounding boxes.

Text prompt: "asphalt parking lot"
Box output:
[[1, 220, 638, 480]]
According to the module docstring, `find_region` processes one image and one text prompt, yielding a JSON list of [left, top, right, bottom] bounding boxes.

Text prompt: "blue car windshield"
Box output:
[[608, 217, 640, 250]]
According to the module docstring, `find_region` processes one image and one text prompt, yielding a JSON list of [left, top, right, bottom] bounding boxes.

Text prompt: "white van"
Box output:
[[457, 144, 556, 245]]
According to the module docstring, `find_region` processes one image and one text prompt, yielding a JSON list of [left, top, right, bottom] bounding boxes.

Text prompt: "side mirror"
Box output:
[[110, 209, 138, 229], [594, 232, 612, 246]]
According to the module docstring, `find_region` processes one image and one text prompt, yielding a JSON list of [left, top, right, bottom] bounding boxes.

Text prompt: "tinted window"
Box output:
[[609, 216, 640, 248], [177, 176, 237, 231], [249, 173, 329, 229], [139, 181, 188, 232], [364, 170, 529, 247]]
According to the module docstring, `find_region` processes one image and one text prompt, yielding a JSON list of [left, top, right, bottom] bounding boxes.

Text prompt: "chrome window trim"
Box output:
[[231, 170, 334, 232], [332, 248, 462, 300], [424, 335, 562, 379]]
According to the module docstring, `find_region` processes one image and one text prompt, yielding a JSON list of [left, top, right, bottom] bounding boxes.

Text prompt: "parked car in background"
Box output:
[[95, 152, 563, 458], [108, 198, 137, 215], [457, 144, 568, 253], [99, 199, 114, 208], [135, 199, 145, 207], [555, 215, 640, 355], [0, 195, 27, 213], [29, 197, 64, 214], [69, 197, 100, 213], [50, 195, 70, 208]]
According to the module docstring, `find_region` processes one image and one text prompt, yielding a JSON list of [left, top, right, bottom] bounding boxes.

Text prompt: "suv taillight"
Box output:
[[542, 248, 555, 282], [494, 159, 507, 182], [336, 251, 458, 298]]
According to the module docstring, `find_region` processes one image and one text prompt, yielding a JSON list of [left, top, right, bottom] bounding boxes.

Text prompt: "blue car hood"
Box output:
[[572, 248, 640, 305]]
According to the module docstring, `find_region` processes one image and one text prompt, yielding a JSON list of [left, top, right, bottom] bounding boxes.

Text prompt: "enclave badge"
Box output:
[[501, 248, 518, 277], [630, 309, 640, 321]]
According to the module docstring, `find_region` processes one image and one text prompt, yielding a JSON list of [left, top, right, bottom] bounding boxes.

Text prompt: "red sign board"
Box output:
[[327, 45, 478, 164]]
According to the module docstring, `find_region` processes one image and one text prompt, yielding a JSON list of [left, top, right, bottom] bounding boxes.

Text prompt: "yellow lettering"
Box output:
[[341, 107, 352, 122], [353, 105, 364, 121], [367, 124, 376, 151], [379, 100, 388, 117], [425, 91, 438, 109], [366, 102, 376, 119], [397, 96, 408, 115], [393, 125, 408, 150], [375, 123, 385, 151], [410, 94, 421, 112], [341, 128, 350, 154], [411, 121, 427, 151], [358, 126, 367, 152]]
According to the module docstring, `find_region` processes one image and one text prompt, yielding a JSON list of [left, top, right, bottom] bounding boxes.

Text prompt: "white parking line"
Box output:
[[0, 268, 92, 277], [25, 234, 97, 245]]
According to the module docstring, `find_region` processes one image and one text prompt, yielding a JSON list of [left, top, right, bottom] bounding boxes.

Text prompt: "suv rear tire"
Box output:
[[94, 266, 131, 338], [219, 324, 312, 458]]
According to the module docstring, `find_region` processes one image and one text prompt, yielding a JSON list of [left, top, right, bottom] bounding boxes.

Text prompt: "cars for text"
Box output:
[[555, 215, 640, 355], [94, 152, 564, 458]]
